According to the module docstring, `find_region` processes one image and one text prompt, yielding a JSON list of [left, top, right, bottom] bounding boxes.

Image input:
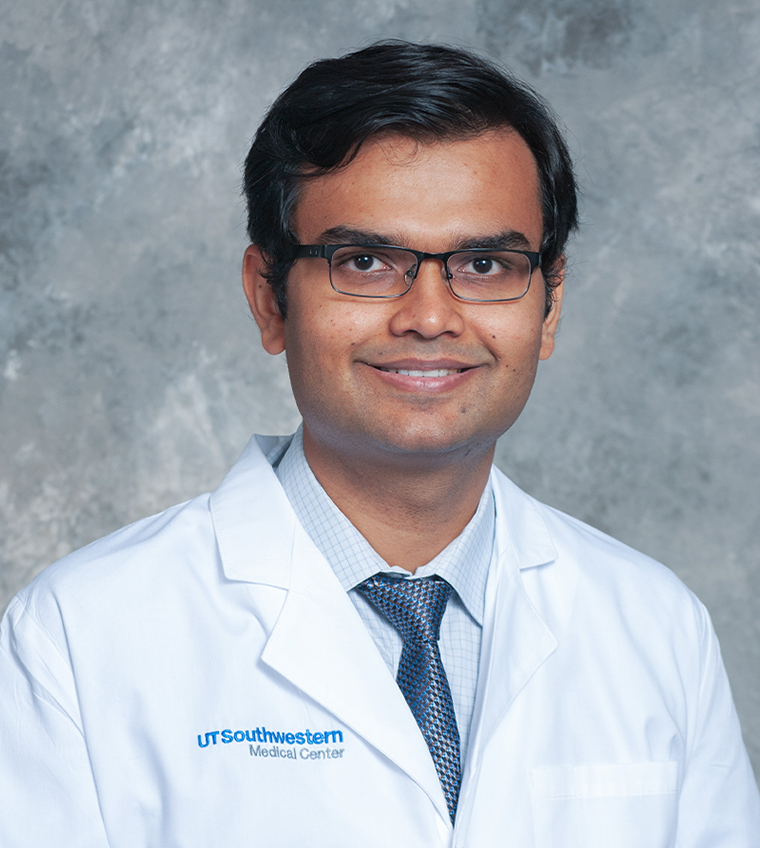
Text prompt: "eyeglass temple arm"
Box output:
[[293, 245, 325, 259]]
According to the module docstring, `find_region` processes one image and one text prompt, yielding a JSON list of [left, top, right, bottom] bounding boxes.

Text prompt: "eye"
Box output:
[[455, 254, 509, 277], [349, 253, 384, 272], [328, 246, 412, 296], [468, 257, 498, 275], [333, 249, 396, 274], [451, 251, 525, 280]]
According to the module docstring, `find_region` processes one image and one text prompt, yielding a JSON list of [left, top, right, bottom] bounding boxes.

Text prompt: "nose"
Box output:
[[387, 257, 465, 339]]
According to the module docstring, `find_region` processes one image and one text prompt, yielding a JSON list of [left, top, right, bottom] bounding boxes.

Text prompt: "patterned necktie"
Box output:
[[356, 573, 461, 822]]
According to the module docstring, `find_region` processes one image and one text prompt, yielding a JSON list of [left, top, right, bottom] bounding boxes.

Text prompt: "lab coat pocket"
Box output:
[[530, 761, 679, 848]]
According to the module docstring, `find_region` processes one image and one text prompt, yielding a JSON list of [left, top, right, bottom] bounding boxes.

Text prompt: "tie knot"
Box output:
[[356, 574, 453, 644]]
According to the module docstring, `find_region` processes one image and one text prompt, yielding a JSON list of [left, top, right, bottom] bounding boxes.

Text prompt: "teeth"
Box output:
[[380, 368, 462, 377]]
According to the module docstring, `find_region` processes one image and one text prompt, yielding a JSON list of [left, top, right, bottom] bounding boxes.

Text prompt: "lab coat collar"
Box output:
[[209, 434, 296, 589], [211, 436, 558, 588], [489, 464, 558, 571]]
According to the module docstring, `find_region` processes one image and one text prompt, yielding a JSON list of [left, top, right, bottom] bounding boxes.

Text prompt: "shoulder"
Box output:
[[14, 493, 215, 623], [489, 466, 707, 631], [13, 433, 292, 621], [8, 433, 294, 643], [542, 498, 693, 600]]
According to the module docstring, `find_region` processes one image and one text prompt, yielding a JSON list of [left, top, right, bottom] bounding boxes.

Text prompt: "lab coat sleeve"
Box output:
[[676, 600, 760, 846], [0, 596, 110, 847]]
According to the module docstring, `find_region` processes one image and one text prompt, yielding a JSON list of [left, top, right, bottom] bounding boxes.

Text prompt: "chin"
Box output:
[[357, 420, 503, 464]]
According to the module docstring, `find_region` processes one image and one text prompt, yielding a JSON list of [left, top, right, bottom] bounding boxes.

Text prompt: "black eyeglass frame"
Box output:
[[292, 243, 542, 302]]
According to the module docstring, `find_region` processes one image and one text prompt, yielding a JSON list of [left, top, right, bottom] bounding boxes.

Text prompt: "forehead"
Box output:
[[292, 130, 544, 250]]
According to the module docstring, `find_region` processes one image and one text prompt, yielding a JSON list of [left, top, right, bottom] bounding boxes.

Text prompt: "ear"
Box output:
[[538, 255, 565, 361], [242, 245, 286, 355]]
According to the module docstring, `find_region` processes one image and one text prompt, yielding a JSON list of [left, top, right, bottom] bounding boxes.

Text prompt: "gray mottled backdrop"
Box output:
[[1, 0, 758, 776]]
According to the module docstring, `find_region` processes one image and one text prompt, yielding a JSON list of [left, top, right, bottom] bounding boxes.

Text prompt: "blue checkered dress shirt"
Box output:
[[270, 427, 494, 765]]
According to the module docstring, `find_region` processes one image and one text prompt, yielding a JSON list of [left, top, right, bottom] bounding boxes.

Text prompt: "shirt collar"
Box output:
[[274, 426, 493, 626]]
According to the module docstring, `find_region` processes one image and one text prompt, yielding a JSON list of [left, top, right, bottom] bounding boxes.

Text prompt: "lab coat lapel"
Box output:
[[210, 437, 449, 824], [467, 469, 558, 768], [262, 530, 450, 823]]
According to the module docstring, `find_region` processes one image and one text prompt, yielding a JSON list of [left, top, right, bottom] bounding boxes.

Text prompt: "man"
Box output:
[[0, 41, 758, 847]]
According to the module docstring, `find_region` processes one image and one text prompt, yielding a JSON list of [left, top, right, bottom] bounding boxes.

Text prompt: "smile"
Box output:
[[376, 367, 465, 377]]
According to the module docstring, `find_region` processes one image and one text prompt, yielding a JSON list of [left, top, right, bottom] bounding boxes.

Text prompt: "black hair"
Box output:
[[243, 40, 578, 317]]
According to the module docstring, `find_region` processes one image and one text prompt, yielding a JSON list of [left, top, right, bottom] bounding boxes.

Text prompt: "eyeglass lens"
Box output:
[[328, 246, 532, 301]]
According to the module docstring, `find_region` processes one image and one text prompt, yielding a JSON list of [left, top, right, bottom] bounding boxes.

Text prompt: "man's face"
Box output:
[[246, 130, 562, 469]]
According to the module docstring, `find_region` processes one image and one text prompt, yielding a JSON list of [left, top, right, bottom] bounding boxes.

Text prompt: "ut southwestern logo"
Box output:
[[197, 726, 345, 761]]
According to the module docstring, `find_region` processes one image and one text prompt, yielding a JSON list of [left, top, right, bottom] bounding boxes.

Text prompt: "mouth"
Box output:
[[376, 367, 466, 377]]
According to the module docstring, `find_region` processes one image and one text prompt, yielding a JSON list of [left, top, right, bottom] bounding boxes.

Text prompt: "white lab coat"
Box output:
[[1, 434, 758, 847]]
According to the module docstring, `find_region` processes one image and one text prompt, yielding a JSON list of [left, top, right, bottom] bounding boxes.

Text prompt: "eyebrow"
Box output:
[[317, 226, 396, 246], [316, 226, 534, 251], [453, 231, 533, 251]]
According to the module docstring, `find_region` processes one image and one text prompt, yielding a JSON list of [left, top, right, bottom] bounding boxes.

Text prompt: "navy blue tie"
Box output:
[[356, 574, 461, 822]]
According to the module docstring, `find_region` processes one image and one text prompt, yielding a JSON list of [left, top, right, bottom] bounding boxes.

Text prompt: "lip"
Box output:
[[360, 358, 481, 393], [366, 358, 478, 372]]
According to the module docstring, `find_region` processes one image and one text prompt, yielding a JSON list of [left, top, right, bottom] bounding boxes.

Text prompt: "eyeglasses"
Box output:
[[292, 243, 541, 302]]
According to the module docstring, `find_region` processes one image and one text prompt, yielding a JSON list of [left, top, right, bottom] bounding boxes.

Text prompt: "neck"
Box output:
[[302, 427, 495, 573]]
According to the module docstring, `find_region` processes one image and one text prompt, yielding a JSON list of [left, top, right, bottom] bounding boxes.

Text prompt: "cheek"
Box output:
[[481, 314, 545, 365], [283, 305, 362, 393], [288, 297, 378, 357]]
